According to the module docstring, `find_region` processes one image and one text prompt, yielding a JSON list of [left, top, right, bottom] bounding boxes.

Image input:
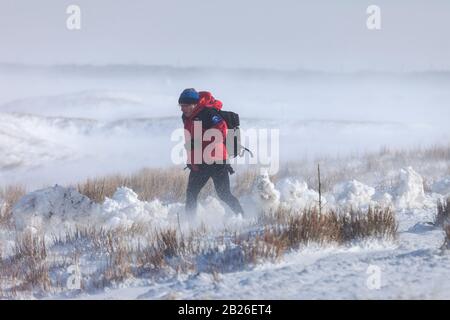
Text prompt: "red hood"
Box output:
[[186, 91, 223, 120], [198, 91, 223, 110]]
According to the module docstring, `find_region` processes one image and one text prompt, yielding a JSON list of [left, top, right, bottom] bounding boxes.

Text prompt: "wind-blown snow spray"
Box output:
[[395, 167, 426, 210], [277, 178, 320, 211], [252, 170, 280, 214]]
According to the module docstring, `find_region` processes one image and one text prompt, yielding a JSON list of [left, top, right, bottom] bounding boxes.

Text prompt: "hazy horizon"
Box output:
[[2, 0, 450, 72]]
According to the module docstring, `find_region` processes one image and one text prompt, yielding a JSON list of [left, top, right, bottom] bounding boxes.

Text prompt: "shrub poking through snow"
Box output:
[[0, 232, 51, 295], [435, 197, 450, 227], [261, 205, 398, 248], [0, 185, 26, 227], [340, 207, 398, 242], [77, 167, 205, 203]]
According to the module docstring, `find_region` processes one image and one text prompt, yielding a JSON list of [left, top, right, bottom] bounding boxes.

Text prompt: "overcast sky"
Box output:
[[1, 0, 449, 71]]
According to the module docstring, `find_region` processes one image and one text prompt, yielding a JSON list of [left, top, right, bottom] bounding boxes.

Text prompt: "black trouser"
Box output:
[[186, 164, 244, 215]]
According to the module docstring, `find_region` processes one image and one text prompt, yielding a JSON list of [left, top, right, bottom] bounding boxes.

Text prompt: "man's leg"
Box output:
[[185, 169, 210, 216], [211, 164, 244, 215]]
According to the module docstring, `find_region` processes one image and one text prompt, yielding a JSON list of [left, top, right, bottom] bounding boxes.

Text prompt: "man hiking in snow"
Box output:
[[179, 88, 244, 216]]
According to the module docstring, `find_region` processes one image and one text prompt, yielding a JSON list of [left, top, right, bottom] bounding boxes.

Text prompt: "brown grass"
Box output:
[[76, 168, 185, 203], [260, 205, 398, 249], [0, 185, 26, 227], [76, 166, 261, 204], [0, 232, 51, 295], [236, 231, 286, 265], [77, 167, 207, 203]]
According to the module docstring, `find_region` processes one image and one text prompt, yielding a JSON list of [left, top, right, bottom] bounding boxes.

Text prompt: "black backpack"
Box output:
[[218, 110, 253, 158]]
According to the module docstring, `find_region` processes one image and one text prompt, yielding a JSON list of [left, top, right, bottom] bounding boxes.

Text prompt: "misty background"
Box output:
[[1, 0, 450, 70], [0, 0, 449, 188]]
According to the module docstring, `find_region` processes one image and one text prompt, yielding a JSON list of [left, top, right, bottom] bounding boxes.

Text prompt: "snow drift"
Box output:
[[12, 185, 96, 233], [9, 166, 445, 235]]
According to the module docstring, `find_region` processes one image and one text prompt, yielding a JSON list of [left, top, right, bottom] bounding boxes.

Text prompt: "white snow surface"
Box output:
[[3, 167, 450, 299], [70, 211, 450, 300]]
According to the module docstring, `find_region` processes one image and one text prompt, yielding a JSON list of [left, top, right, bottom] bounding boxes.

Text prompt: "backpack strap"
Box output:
[[239, 146, 254, 158]]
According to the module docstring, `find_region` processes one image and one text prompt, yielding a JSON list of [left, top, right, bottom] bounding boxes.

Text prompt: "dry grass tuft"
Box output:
[[77, 167, 198, 203], [0, 185, 26, 227], [260, 205, 398, 249], [0, 232, 51, 294]]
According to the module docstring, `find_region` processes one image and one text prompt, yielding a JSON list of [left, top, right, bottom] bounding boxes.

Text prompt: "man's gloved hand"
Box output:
[[226, 164, 235, 175], [186, 164, 200, 172]]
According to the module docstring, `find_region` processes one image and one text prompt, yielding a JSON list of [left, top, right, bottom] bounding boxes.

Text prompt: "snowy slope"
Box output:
[[1, 66, 450, 188], [0, 108, 447, 189]]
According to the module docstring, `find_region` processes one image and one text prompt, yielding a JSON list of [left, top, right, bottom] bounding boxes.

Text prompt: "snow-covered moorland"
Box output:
[[1, 65, 450, 299], [1, 146, 450, 299]]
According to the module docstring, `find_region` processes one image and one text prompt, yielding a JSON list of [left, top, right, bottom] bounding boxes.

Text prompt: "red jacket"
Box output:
[[183, 92, 228, 168]]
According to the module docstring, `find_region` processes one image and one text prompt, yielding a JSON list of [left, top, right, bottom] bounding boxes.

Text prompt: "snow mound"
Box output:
[[10, 184, 250, 235], [394, 167, 426, 210], [100, 187, 170, 229], [253, 175, 396, 214], [432, 177, 450, 197], [277, 178, 320, 210], [252, 170, 280, 213], [332, 180, 377, 209], [372, 192, 394, 208], [12, 186, 175, 233], [12, 185, 96, 232]]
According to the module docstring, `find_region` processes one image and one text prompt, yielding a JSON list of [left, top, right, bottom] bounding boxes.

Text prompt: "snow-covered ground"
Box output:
[[73, 228, 450, 300], [1, 165, 450, 299], [69, 169, 450, 300]]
